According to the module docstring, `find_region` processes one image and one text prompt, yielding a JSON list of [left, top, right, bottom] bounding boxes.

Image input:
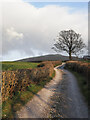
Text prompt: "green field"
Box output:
[[2, 61, 39, 71]]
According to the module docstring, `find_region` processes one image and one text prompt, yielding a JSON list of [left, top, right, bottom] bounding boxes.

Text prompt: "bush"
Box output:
[[66, 61, 90, 80], [2, 61, 62, 102]]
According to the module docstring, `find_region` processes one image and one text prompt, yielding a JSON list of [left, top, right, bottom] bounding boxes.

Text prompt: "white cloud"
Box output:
[[2, 0, 88, 60], [6, 27, 23, 41]]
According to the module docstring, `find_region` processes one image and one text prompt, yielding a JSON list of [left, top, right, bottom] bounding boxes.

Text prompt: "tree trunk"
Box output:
[[69, 51, 72, 60]]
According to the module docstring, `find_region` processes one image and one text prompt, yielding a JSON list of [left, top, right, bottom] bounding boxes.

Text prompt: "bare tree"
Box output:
[[52, 29, 86, 60]]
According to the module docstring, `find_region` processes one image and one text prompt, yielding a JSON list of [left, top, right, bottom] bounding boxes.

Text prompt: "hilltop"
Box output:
[[17, 54, 79, 62]]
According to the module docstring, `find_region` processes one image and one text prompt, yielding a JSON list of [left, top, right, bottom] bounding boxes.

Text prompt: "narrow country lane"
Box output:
[[16, 63, 88, 118], [16, 64, 63, 118], [49, 64, 88, 118]]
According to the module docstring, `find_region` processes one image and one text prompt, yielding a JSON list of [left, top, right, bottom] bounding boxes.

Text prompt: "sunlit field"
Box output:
[[2, 62, 39, 71]]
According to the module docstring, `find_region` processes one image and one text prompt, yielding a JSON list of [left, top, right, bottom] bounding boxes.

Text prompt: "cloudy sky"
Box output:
[[1, 0, 88, 61]]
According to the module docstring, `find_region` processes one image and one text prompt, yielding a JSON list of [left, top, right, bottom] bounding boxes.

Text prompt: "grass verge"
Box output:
[[66, 68, 88, 103], [2, 70, 56, 119]]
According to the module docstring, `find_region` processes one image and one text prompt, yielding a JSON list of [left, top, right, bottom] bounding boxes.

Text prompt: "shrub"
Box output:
[[66, 61, 90, 80], [2, 61, 62, 102]]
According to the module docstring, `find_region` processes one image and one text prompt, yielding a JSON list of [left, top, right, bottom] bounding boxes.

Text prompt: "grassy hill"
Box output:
[[17, 54, 79, 62]]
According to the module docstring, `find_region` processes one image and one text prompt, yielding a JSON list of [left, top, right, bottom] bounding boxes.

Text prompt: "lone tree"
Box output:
[[52, 29, 86, 60]]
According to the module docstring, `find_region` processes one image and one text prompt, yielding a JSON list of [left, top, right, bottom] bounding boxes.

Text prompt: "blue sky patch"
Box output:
[[23, 1, 88, 10]]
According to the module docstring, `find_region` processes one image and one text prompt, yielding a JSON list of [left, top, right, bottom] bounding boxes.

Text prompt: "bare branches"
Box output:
[[52, 29, 86, 60]]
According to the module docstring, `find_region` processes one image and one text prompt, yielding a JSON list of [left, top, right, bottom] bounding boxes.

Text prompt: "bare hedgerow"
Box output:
[[2, 61, 62, 102]]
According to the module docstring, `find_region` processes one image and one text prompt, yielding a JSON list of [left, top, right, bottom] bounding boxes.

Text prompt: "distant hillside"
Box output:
[[17, 54, 79, 62]]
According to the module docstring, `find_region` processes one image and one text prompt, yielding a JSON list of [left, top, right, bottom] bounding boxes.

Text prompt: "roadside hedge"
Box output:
[[65, 61, 90, 104], [66, 61, 90, 80], [2, 61, 61, 102]]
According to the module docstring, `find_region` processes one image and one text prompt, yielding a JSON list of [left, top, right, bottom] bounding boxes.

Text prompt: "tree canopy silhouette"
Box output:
[[52, 29, 86, 60]]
